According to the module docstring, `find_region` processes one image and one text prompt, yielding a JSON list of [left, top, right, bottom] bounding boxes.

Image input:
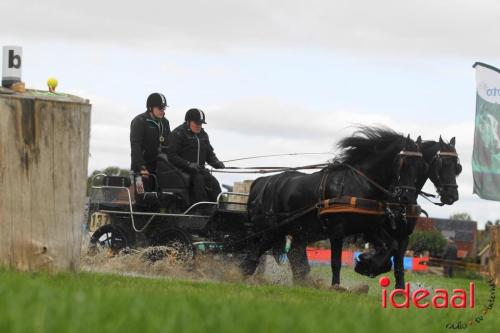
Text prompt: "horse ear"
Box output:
[[450, 137, 456, 147], [404, 134, 411, 149], [416, 135, 422, 144], [439, 135, 444, 145]]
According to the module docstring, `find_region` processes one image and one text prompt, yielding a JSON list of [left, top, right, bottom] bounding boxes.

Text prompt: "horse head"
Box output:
[[424, 136, 461, 205], [391, 134, 426, 204]]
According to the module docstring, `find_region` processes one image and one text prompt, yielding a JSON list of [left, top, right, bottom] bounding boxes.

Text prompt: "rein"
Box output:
[[341, 163, 396, 199], [419, 192, 445, 206], [210, 163, 329, 174], [220, 152, 333, 163]]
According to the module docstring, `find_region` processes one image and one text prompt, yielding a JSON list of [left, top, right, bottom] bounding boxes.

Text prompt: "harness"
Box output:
[[315, 160, 422, 231], [231, 153, 423, 246], [318, 196, 421, 218]]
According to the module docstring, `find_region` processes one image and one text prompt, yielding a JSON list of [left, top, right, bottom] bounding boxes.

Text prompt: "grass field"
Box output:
[[0, 265, 497, 333]]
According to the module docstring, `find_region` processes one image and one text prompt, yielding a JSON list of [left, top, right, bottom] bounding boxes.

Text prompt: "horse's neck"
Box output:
[[324, 144, 400, 199], [355, 157, 395, 191]]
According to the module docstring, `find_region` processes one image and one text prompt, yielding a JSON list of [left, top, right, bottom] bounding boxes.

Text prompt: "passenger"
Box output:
[[130, 92, 170, 192], [165, 108, 225, 203]]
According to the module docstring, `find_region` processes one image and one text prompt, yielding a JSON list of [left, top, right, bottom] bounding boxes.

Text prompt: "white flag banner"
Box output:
[[472, 62, 500, 200]]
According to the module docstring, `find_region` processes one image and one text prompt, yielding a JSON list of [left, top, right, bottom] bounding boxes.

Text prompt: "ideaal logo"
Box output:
[[379, 276, 496, 330], [379, 276, 474, 309]]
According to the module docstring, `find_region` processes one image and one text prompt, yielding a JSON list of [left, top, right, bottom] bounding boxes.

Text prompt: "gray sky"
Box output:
[[2, 0, 500, 56], [1, 0, 500, 227]]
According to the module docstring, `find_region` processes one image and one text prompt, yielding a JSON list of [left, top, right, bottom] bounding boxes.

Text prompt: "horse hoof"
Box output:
[[349, 284, 370, 294], [294, 277, 323, 289], [330, 284, 348, 292]]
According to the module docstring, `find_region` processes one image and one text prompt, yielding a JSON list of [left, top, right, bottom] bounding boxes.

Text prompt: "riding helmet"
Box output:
[[146, 93, 168, 111], [185, 108, 207, 124]]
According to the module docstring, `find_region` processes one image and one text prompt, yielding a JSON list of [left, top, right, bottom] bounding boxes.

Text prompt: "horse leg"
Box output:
[[330, 222, 344, 286], [288, 239, 311, 283], [393, 236, 409, 289], [241, 233, 276, 276], [241, 252, 260, 276], [240, 238, 263, 276]]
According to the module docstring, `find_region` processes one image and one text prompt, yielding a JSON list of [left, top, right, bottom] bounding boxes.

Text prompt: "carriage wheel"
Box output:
[[88, 225, 128, 256], [143, 229, 196, 263]]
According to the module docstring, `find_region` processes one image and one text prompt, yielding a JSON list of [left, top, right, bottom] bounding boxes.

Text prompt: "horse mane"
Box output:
[[337, 126, 406, 166]]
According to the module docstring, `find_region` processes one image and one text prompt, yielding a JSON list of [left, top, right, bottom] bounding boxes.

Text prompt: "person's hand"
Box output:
[[211, 161, 225, 169], [135, 175, 145, 194], [187, 162, 201, 174]]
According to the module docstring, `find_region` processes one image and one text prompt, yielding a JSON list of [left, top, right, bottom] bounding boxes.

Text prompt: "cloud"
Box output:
[[1, 0, 500, 57], [209, 97, 394, 140]]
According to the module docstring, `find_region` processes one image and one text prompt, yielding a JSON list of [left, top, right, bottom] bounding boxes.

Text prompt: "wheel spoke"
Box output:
[[90, 227, 126, 253]]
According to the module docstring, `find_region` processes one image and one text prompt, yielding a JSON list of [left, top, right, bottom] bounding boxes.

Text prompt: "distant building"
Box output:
[[416, 217, 477, 258]]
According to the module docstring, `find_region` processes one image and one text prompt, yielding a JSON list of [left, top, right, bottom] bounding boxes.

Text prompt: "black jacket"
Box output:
[[130, 111, 170, 172], [442, 243, 458, 260], [165, 123, 220, 170]]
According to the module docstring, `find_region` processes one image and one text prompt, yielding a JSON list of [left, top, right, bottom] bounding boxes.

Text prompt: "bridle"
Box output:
[[428, 150, 461, 194], [391, 150, 424, 200]]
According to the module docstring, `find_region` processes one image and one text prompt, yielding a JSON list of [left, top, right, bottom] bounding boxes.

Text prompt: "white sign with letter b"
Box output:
[[2, 45, 23, 87]]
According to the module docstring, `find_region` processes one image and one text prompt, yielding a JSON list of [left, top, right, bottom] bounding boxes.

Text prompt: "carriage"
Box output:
[[86, 155, 254, 261]]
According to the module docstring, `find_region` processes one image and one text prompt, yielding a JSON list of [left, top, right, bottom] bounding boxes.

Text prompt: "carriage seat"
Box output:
[[102, 175, 131, 187], [91, 175, 135, 210], [156, 154, 191, 208]]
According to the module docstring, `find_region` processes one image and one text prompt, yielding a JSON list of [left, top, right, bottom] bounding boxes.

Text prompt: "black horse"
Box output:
[[390, 136, 461, 288], [245, 127, 426, 286], [286, 136, 461, 288]]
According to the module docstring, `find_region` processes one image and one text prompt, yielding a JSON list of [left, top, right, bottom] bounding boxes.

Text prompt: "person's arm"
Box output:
[[165, 131, 191, 169], [130, 117, 146, 172], [206, 136, 225, 169]]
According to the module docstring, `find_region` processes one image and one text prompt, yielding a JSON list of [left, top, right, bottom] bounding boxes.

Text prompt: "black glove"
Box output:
[[187, 162, 201, 174], [211, 161, 225, 169]]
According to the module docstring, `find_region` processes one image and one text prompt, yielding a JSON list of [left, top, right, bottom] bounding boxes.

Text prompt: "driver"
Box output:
[[165, 108, 225, 203]]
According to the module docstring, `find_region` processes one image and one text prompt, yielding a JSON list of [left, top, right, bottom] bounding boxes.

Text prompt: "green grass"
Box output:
[[0, 267, 498, 333]]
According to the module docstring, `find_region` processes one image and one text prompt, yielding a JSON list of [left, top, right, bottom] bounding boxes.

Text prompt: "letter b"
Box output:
[[8, 50, 21, 69]]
